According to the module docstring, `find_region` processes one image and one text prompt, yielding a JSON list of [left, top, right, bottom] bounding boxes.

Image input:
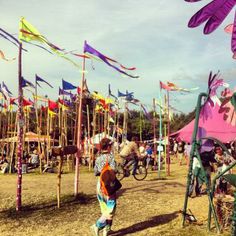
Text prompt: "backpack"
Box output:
[[100, 158, 122, 196]]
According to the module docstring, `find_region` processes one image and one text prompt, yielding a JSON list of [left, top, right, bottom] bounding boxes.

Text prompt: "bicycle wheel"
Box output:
[[133, 165, 147, 181], [116, 163, 125, 181]]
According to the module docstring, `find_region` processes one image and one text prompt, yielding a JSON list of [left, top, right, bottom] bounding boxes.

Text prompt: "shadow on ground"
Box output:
[[0, 192, 96, 220], [110, 211, 179, 236]]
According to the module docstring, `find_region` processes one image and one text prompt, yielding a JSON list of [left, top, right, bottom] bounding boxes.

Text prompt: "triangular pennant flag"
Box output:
[[36, 74, 53, 88], [62, 79, 77, 90]]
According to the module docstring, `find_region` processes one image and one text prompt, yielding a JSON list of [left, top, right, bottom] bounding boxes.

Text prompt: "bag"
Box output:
[[100, 158, 122, 196], [105, 177, 122, 196]]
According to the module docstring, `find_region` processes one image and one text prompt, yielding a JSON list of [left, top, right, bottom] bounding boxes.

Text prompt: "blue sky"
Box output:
[[1, 0, 236, 113]]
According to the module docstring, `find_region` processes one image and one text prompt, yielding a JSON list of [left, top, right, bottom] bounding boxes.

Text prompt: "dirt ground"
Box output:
[[0, 160, 231, 236]]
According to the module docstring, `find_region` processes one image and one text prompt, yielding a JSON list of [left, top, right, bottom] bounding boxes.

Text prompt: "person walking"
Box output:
[[91, 138, 117, 236]]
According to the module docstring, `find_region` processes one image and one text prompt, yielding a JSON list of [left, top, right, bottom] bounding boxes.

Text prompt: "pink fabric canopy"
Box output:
[[171, 104, 236, 143]]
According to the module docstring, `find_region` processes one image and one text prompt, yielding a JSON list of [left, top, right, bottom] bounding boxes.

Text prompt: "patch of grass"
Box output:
[[0, 162, 232, 235]]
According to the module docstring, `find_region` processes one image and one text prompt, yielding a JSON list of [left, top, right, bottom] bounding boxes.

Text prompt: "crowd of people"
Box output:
[[0, 147, 40, 174]]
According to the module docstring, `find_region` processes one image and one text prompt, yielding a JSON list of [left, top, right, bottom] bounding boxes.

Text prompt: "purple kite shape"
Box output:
[[188, 0, 236, 34]]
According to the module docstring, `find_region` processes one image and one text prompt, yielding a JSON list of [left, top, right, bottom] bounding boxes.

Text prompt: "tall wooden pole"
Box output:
[[139, 104, 143, 142], [74, 45, 86, 197], [157, 96, 162, 179], [86, 105, 91, 171], [166, 90, 170, 176], [122, 101, 128, 142], [152, 98, 157, 172], [16, 42, 24, 211]]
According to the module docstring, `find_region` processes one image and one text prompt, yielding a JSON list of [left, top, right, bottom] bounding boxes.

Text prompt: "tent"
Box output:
[[170, 104, 236, 143], [91, 132, 113, 144]]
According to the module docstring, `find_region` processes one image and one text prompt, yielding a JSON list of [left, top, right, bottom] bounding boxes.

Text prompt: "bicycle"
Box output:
[[116, 159, 147, 181]]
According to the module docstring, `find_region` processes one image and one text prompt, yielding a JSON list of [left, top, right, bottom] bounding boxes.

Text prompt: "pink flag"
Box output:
[[160, 81, 172, 91]]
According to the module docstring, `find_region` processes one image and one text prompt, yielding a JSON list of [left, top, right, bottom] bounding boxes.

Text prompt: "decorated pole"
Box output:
[[16, 42, 24, 211], [139, 103, 143, 142], [152, 98, 157, 173], [166, 90, 170, 176], [86, 104, 91, 171], [122, 101, 128, 142], [74, 43, 86, 197], [157, 93, 162, 179]]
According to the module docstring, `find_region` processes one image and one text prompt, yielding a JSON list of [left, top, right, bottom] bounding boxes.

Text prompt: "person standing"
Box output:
[[91, 138, 116, 236], [177, 141, 185, 166]]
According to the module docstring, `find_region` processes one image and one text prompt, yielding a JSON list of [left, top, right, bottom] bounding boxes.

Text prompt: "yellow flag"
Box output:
[[48, 109, 57, 117], [19, 17, 80, 68], [19, 17, 44, 43]]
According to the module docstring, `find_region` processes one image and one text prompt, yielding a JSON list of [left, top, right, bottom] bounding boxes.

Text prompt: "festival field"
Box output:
[[0, 160, 231, 236]]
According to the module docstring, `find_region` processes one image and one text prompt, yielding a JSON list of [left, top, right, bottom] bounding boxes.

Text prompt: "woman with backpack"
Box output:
[[91, 138, 117, 236]]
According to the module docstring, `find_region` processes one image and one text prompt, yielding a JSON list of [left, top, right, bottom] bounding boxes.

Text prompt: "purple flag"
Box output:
[[84, 41, 139, 79]]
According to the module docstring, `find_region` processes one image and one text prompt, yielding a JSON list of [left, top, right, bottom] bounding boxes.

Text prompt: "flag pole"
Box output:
[[139, 103, 143, 142], [34, 78, 42, 172], [16, 42, 24, 211], [157, 87, 162, 179], [152, 98, 157, 173], [74, 41, 86, 197], [166, 90, 170, 176]]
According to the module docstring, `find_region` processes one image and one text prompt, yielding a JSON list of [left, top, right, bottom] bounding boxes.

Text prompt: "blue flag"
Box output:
[[62, 79, 77, 90]]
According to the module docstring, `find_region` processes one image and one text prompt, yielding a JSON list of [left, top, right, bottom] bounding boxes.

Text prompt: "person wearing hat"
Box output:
[[91, 138, 116, 236]]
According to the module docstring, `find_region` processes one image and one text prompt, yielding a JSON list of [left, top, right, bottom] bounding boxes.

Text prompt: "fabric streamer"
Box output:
[[0, 50, 16, 61], [84, 41, 139, 79]]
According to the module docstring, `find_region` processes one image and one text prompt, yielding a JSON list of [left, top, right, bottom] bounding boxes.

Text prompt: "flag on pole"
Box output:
[[23, 98, 33, 107], [0, 27, 23, 49], [84, 41, 139, 79], [19, 17, 80, 67], [108, 84, 118, 100], [62, 79, 77, 90], [35, 74, 53, 88], [48, 99, 59, 110], [2, 82, 13, 95], [22, 77, 35, 88], [59, 87, 73, 96], [160, 81, 172, 91]]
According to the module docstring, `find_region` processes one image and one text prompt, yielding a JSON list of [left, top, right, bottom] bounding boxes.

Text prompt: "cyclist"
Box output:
[[119, 136, 140, 176]]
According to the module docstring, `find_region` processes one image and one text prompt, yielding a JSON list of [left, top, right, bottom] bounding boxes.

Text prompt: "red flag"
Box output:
[[23, 98, 33, 107], [160, 81, 172, 91], [41, 105, 46, 111], [48, 99, 58, 110], [10, 97, 18, 105]]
